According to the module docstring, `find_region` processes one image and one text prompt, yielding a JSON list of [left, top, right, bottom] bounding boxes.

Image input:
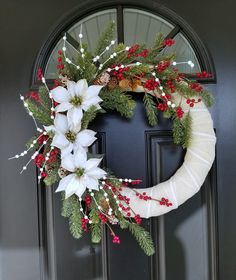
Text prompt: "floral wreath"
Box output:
[[10, 22, 216, 255]]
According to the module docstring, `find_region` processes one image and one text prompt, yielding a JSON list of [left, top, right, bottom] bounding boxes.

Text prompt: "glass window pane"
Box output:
[[162, 32, 201, 73], [123, 8, 174, 46], [45, 9, 117, 79]]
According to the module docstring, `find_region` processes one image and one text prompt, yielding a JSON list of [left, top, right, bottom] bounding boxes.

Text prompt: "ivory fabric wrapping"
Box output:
[[121, 92, 216, 218]]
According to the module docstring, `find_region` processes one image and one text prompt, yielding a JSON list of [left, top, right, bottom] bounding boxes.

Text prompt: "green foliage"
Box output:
[[26, 135, 40, 151], [94, 21, 116, 57], [25, 97, 53, 126], [147, 33, 165, 62], [81, 105, 98, 129], [124, 64, 150, 77], [201, 89, 214, 107], [100, 88, 136, 119], [61, 194, 76, 217], [173, 112, 192, 148], [38, 86, 52, 110], [43, 162, 60, 186], [61, 195, 83, 239], [143, 93, 158, 126], [128, 223, 155, 256], [89, 208, 102, 243]]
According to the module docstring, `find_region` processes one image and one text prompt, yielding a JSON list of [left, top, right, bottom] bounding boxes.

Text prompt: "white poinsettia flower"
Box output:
[[51, 114, 97, 158], [50, 79, 103, 132], [56, 149, 106, 198]]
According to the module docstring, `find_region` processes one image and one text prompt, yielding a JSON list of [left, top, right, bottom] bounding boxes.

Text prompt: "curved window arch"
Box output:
[[32, 3, 215, 84]]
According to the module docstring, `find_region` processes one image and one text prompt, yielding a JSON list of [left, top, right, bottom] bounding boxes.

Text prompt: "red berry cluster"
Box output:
[[112, 235, 120, 244], [134, 214, 142, 225], [41, 172, 47, 178], [186, 98, 201, 107], [131, 179, 142, 185], [53, 79, 61, 89], [167, 80, 176, 93], [135, 191, 151, 201], [176, 73, 185, 82], [175, 106, 184, 119], [48, 148, 59, 164], [34, 154, 45, 168], [38, 134, 49, 145], [159, 197, 173, 207], [57, 50, 64, 71], [81, 218, 89, 232], [127, 44, 149, 58], [196, 71, 212, 78], [190, 82, 202, 92], [84, 194, 92, 208], [157, 102, 168, 111], [98, 213, 108, 224], [37, 68, 43, 81], [110, 64, 130, 80], [118, 194, 130, 205], [30, 91, 40, 103], [163, 38, 175, 47], [156, 61, 170, 73], [144, 79, 159, 91]]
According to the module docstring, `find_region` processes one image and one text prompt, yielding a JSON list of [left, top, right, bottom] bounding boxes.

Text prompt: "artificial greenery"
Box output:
[[143, 93, 158, 126], [100, 87, 136, 119]]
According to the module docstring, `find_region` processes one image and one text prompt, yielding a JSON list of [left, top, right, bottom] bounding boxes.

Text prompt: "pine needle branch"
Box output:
[[143, 93, 158, 126], [100, 88, 136, 119], [128, 223, 155, 256]]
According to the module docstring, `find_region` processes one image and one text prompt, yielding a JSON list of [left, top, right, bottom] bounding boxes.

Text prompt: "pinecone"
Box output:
[[58, 166, 69, 178], [107, 76, 119, 89], [99, 198, 110, 213], [94, 72, 111, 86]]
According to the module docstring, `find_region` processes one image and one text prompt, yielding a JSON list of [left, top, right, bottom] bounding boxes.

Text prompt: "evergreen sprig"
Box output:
[[100, 88, 136, 119], [173, 112, 192, 148], [94, 21, 116, 57], [143, 93, 158, 126], [81, 105, 98, 129], [128, 223, 155, 256]]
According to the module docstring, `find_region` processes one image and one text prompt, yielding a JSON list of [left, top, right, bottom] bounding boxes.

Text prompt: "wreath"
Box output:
[[10, 22, 216, 256]]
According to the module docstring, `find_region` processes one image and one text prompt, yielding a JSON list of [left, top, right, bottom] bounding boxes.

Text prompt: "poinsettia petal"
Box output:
[[76, 129, 97, 148], [61, 153, 76, 172], [55, 102, 73, 113], [74, 178, 87, 197], [82, 96, 103, 111], [86, 85, 103, 98], [51, 86, 69, 103], [74, 148, 87, 168], [86, 167, 106, 179], [56, 174, 75, 192], [76, 79, 88, 97], [44, 125, 55, 133], [67, 107, 83, 133], [85, 176, 99, 190], [61, 143, 74, 158], [65, 176, 81, 198], [54, 113, 69, 133], [67, 81, 78, 97], [52, 133, 69, 149], [85, 158, 102, 171]]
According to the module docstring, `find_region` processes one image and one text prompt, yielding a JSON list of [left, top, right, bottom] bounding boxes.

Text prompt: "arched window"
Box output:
[[33, 5, 215, 84]]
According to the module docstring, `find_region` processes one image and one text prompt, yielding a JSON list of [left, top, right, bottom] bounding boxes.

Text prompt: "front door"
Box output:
[[1, 1, 235, 280]]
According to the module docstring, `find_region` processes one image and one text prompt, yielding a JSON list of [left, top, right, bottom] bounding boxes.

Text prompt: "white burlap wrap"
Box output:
[[121, 91, 216, 218]]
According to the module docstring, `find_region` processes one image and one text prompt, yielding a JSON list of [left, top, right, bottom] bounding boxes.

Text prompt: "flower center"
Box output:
[[70, 95, 83, 106], [75, 168, 85, 178], [65, 131, 76, 143]]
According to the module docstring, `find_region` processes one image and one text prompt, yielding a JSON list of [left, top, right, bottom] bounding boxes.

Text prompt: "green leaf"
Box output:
[[173, 112, 192, 148]]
